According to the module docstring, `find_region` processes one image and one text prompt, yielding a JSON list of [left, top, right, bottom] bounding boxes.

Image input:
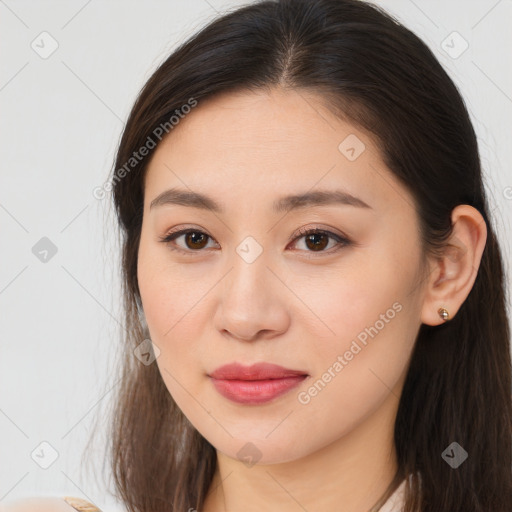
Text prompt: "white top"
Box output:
[[58, 479, 408, 512], [378, 478, 407, 512]]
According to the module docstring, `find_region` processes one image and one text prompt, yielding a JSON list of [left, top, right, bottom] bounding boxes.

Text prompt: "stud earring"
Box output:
[[438, 307, 450, 322]]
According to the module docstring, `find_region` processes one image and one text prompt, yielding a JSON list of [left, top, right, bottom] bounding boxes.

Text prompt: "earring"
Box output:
[[438, 307, 450, 322]]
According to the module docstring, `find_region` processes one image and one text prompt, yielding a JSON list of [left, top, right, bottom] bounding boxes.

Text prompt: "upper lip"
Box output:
[[209, 362, 308, 380]]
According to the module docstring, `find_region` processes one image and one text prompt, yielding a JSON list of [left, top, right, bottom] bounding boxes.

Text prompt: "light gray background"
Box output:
[[1, 0, 511, 510]]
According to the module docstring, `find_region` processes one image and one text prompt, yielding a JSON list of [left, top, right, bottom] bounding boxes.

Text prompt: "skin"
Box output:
[[137, 87, 487, 512]]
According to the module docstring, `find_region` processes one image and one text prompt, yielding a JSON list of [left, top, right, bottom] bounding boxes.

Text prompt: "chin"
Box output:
[[204, 431, 312, 466]]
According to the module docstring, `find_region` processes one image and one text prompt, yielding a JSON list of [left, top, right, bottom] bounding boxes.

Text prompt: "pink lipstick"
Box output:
[[209, 362, 308, 404]]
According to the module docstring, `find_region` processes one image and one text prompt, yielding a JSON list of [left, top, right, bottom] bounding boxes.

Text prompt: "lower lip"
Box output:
[[210, 375, 308, 404]]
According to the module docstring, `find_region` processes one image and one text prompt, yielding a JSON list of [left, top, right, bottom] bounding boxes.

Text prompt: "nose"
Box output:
[[213, 248, 290, 342]]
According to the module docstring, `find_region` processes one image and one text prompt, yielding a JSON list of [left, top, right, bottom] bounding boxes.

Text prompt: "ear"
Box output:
[[420, 205, 487, 326]]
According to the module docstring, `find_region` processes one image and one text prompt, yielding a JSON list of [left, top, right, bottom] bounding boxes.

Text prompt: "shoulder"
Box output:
[[1, 496, 103, 512]]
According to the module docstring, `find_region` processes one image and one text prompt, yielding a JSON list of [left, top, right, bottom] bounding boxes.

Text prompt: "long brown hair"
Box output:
[[98, 0, 512, 510]]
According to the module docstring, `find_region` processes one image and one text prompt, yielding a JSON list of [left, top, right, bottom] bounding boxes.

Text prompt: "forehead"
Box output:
[[143, 87, 412, 217], [153, 87, 375, 160]]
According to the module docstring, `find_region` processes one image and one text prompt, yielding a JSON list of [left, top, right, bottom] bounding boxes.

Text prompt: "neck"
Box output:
[[202, 386, 402, 512]]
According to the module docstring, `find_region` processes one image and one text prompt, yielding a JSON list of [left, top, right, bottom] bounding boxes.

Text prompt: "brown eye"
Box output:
[[290, 227, 351, 255], [160, 229, 217, 254], [303, 232, 329, 251], [183, 231, 209, 250]]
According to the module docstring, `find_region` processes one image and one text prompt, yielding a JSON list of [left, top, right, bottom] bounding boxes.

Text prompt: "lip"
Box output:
[[208, 362, 309, 404]]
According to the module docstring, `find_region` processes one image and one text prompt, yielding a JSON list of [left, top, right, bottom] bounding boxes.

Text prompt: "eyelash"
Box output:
[[158, 226, 352, 257]]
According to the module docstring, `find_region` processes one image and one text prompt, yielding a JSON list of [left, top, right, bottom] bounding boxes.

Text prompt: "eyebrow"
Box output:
[[149, 187, 372, 213]]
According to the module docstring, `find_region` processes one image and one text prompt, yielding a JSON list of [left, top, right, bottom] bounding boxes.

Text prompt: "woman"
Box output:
[[7, 0, 511, 510]]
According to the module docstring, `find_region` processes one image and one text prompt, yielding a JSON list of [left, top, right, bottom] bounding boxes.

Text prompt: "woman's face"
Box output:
[[137, 87, 427, 464]]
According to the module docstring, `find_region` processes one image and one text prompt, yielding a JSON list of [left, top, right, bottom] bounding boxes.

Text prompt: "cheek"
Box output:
[[317, 236, 421, 341], [290, 257, 403, 350], [296, 294, 415, 444], [139, 268, 205, 411], [293, 247, 419, 403], [138, 235, 196, 338], [137, 242, 211, 389]]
